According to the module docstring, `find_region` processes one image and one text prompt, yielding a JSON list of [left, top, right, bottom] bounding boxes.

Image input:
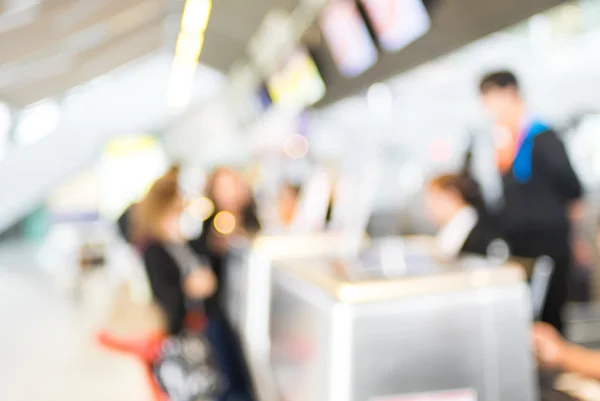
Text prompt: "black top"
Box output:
[[143, 242, 187, 335], [189, 202, 261, 317], [117, 205, 133, 243], [501, 129, 582, 236], [460, 216, 499, 256]]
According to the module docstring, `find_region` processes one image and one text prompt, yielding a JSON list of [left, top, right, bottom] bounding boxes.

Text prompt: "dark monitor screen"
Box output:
[[360, 0, 430, 52], [320, 0, 378, 78]]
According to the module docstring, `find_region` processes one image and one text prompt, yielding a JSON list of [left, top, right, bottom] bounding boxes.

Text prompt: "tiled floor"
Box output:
[[0, 241, 154, 401]]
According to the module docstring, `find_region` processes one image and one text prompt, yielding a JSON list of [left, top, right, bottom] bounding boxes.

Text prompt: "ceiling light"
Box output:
[[167, 0, 212, 111], [181, 0, 212, 34], [175, 32, 204, 60]]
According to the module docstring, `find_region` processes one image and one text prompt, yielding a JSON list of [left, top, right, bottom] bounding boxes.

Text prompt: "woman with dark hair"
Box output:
[[191, 168, 260, 310], [425, 173, 499, 260], [189, 167, 259, 401]]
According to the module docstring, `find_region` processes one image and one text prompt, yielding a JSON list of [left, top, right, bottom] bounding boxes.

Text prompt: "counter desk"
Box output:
[[268, 256, 537, 401], [224, 234, 358, 401], [223, 236, 575, 401]]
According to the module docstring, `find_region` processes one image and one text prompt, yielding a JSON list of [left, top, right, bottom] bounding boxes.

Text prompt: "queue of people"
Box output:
[[113, 69, 595, 399], [116, 165, 257, 401]]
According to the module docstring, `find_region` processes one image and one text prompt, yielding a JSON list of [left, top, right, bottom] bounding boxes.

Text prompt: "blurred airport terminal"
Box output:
[[3, 0, 600, 400]]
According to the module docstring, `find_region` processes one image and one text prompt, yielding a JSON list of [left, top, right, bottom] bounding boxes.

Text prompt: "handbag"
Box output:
[[153, 331, 225, 401]]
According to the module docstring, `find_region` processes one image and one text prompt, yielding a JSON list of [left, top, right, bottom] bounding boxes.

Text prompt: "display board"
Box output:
[[320, 0, 378, 77], [360, 0, 431, 52], [266, 48, 326, 109]]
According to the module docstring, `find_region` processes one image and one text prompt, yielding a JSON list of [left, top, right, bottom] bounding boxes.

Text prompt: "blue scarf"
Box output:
[[512, 120, 549, 183]]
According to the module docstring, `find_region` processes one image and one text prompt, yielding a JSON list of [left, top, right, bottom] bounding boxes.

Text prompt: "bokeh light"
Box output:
[[283, 134, 309, 159], [213, 211, 236, 235], [188, 196, 215, 221]]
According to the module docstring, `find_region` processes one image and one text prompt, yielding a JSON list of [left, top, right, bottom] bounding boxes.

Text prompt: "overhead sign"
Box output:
[[266, 47, 326, 109], [360, 0, 431, 52], [249, 10, 295, 77], [320, 0, 378, 77]]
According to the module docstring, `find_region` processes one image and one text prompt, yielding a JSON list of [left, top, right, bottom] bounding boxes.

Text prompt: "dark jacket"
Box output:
[[460, 216, 499, 256], [189, 202, 261, 316], [117, 205, 133, 243], [143, 242, 187, 335], [501, 129, 582, 236]]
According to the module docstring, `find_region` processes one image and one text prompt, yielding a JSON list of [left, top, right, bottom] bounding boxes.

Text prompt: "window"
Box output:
[[0, 102, 11, 160], [14, 99, 60, 146]]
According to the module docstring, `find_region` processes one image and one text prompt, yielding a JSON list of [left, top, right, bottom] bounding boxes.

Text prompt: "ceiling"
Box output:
[[0, 0, 291, 109], [201, 0, 299, 72], [0, 0, 176, 108], [309, 0, 569, 106]]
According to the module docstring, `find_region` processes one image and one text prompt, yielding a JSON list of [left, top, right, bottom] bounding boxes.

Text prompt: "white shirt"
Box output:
[[436, 206, 479, 260]]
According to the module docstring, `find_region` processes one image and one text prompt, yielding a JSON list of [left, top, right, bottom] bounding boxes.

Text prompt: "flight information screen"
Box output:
[[360, 0, 430, 52], [320, 0, 378, 77], [266, 48, 326, 109]]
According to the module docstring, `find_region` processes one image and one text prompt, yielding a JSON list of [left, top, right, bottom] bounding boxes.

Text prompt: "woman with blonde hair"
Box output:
[[102, 166, 222, 400], [117, 165, 181, 246], [136, 169, 216, 334]]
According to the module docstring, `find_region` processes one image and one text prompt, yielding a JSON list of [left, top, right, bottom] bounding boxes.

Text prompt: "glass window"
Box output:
[[14, 99, 60, 146], [0, 102, 11, 160]]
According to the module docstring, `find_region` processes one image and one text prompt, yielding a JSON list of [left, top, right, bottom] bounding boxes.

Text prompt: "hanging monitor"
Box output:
[[266, 47, 326, 109], [320, 0, 378, 78], [360, 0, 431, 52]]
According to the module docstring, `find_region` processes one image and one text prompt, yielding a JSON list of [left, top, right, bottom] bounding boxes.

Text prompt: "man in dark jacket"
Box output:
[[479, 71, 582, 333]]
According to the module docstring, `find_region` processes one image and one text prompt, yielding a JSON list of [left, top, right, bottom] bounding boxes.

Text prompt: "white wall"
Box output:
[[0, 53, 225, 231]]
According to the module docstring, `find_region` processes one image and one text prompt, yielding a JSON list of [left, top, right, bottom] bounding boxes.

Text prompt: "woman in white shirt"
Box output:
[[425, 174, 499, 260]]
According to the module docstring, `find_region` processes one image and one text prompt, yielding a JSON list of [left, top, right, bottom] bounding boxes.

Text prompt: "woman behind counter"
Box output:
[[425, 173, 499, 260]]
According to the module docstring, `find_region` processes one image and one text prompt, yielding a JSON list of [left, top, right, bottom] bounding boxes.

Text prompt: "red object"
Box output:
[[96, 312, 208, 401], [184, 310, 208, 332], [96, 330, 168, 401]]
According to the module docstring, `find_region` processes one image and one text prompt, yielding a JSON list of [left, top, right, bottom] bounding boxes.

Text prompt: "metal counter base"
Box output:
[[269, 257, 537, 401]]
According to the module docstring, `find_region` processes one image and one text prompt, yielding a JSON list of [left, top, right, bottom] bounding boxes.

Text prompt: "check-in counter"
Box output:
[[224, 234, 361, 401], [268, 257, 537, 401]]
